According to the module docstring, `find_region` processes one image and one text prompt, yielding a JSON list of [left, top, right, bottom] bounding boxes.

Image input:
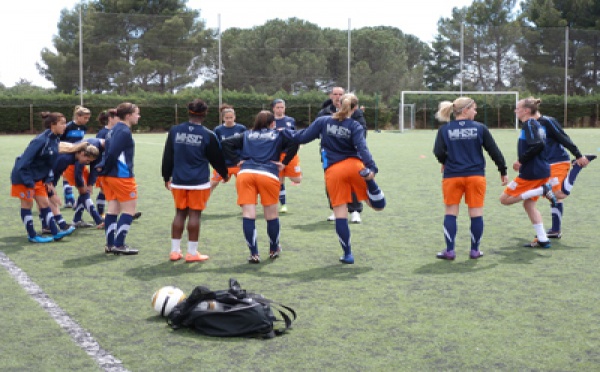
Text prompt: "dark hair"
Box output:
[[253, 110, 275, 131], [116, 102, 138, 120], [188, 99, 208, 119], [271, 99, 285, 108], [97, 108, 117, 126], [40, 112, 66, 129]]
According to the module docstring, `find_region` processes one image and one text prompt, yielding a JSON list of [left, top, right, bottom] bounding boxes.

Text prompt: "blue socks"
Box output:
[[335, 218, 352, 255], [366, 179, 386, 209], [243, 217, 258, 255], [21, 209, 36, 238], [96, 191, 106, 215], [40, 207, 58, 235], [63, 180, 75, 205], [443, 215, 457, 252], [551, 203, 563, 232], [470, 216, 484, 251], [279, 184, 286, 206], [114, 213, 133, 247], [104, 214, 118, 247], [562, 164, 583, 196], [267, 218, 280, 252]]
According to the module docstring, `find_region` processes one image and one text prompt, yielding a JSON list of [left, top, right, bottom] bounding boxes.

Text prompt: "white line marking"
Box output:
[[0, 251, 129, 372]]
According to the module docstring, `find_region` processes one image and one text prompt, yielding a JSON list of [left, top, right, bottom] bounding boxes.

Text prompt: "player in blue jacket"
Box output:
[[209, 105, 247, 193], [10, 112, 75, 243], [60, 105, 92, 208], [271, 99, 302, 213], [94, 109, 118, 217], [433, 97, 508, 260], [506, 103, 596, 240], [284, 93, 386, 264], [95, 102, 140, 255], [162, 99, 230, 263], [220, 110, 299, 264], [500, 98, 555, 248], [45, 141, 102, 232]]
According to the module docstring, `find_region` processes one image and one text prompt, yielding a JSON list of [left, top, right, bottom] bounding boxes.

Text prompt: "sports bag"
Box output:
[[167, 278, 296, 338]]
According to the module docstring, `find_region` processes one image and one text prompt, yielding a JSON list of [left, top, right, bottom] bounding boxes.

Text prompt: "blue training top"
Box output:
[[11, 129, 60, 187], [517, 118, 549, 180], [96, 122, 134, 178]]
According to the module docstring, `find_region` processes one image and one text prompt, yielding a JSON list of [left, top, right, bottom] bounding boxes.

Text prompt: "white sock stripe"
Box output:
[[279, 190, 287, 196], [107, 223, 117, 236], [23, 215, 33, 224], [563, 179, 573, 193], [443, 227, 453, 242], [368, 190, 385, 201], [115, 224, 130, 237], [45, 212, 54, 226]]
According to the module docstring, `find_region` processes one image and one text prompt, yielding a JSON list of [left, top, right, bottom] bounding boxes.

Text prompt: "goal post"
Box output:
[[399, 91, 520, 132]]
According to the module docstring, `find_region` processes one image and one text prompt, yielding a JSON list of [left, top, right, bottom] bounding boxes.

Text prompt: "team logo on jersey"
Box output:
[[175, 132, 203, 146], [188, 126, 195, 132], [248, 131, 276, 140], [448, 128, 477, 140], [326, 124, 351, 139]]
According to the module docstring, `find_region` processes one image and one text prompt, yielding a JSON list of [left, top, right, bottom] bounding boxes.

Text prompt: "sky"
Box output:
[[0, 0, 474, 88]]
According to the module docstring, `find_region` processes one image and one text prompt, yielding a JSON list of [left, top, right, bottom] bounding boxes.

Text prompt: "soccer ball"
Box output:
[[151, 286, 186, 317]]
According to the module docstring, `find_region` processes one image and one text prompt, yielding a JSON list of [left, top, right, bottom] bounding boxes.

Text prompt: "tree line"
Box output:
[[2, 0, 600, 102]]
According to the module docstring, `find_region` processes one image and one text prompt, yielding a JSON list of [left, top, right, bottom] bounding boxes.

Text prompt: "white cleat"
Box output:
[[350, 211, 361, 224]]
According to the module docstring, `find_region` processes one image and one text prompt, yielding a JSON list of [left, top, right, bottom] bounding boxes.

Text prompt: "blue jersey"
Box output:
[[214, 123, 246, 166], [161, 122, 228, 188], [96, 126, 110, 139], [97, 122, 135, 178], [518, 118, 549, 180], [537, 115, 582, 164], [11, 129, 60, 187], [52, 153, 85, 187], [274, 116, 296, 131], [287, 116, 377, 173], [221, 128, 299, 179], [60, 121, 87, 143], [84, 138, 104, 185], [433, 120, 506, 178]]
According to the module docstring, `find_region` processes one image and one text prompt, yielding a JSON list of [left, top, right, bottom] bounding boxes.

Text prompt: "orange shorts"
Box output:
[[236, 172, 280, 206], [102, 177, 138, 202], [11, 180, 47, 201], [442, 176, 486, 208], [324, 158, 368, 208], [63, 164, 90, 187], [279, 153, 302, 178], [503, 177, 549, 200], [550, 162, 570, 192], [211, 166, 240, 182], [95, 175, 104, 189], [171, 188, 211, 211]]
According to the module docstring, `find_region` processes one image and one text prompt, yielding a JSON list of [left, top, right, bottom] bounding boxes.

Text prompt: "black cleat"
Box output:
[[112, 245, 139, 255], [542, 182, 558, 208], [133, 212, 142, 220]]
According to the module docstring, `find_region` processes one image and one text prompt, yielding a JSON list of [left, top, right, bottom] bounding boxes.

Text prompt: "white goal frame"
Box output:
[[400, 91, 520, 132]]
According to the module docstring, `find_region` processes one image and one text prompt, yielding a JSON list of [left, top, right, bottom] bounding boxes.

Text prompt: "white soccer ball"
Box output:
[[151, 286, 186, 317]]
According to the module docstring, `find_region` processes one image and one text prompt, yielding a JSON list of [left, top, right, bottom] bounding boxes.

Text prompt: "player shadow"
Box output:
[[494, 239, 578, 265], [125, 260, 214, 281], [414, 259, 499, 275], [62, 251, 126, 268], [0, 236, 28, 254], [288, 220, 335, 232], [202, 212, 239, 222], [201, 263, 373, 282]]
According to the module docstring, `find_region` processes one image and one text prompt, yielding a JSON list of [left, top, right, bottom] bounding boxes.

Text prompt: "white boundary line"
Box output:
[[0, 251, 129, 372]]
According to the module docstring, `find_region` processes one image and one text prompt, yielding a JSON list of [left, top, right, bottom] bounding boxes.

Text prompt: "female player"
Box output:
[[162, 99, 229, 263], [271, 99, 302, 213], [210, 105, 246, 193], [94, 109, 118, 217], [220, 110, 299, 264], [285, 93, 386, 264], [499, 98, 554, 248], [514, 102, 595, 241], [10, 112, 76, 243], [48, 141, 102, 231], [433, 97, 508, 260], [60, 105, 92, 207], [95, 102, 140, 255]]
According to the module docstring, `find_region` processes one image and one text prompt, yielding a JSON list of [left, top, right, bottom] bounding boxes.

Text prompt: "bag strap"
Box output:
[[252, 297, 297, 335]]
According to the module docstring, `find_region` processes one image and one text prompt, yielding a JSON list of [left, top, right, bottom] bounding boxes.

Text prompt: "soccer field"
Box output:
[[1, 129, 600, 371]]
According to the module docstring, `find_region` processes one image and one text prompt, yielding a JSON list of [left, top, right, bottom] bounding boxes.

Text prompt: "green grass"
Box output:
[[1, 129, 600, 371]]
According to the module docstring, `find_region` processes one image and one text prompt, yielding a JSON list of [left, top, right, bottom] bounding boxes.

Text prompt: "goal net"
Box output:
[[399, 91, 520, 132]]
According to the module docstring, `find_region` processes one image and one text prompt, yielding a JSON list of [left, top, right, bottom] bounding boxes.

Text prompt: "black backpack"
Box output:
[[167, 279, 296, 339]]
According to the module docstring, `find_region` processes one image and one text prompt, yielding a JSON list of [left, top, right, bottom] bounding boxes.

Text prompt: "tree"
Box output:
[[436, 0, 521, 91], [37, 0, 213, 94], [519, 0, 600, 94], [424, 34, 461, 90]]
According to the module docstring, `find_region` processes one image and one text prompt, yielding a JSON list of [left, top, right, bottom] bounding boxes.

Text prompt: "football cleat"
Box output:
[[169, 251, 183, 261], [112, 245, 139, 255], [327, 213, 335, 221], [436, 250, 456, 260], [523, 239, 551, 249], [28, 235, 53, 244], [339, 253, 355, 264], [53, 226, 76, 241], [279, 205, 288, 213], [350, 211, 361, 224], [269, 247, 281, 260], [469, 250, 484, 259], [248, 254, 261, 264], [542, 183, 558, 208], [185, 252, 209, 263], [72, 220, 94, 228]]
